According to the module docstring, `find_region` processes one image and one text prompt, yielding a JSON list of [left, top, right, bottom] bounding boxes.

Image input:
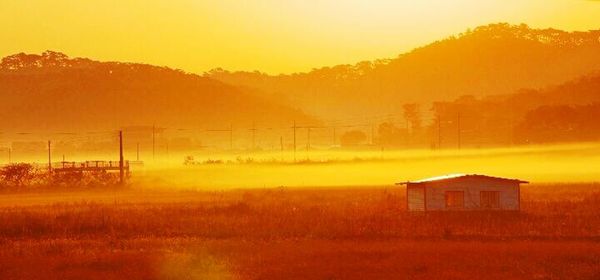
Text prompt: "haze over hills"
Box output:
[[1, 23, 599, 146], [419, 71, 600, 146], [0, 51, 314, 133], [208, 23, 600, 119]]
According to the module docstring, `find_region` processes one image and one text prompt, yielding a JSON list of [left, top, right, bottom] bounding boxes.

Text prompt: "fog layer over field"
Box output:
[[132, 143, 600, 189]]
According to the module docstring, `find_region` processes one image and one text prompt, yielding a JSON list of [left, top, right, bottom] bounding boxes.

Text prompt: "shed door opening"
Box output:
[[445, 191, 464, 209], [480, 191, 500, 209]]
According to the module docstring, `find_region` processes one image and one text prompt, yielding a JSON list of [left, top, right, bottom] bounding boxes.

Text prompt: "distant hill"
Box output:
[[208, 23, 600, 119], [0, 51, 314, 132], [427, 72, 600, 146]]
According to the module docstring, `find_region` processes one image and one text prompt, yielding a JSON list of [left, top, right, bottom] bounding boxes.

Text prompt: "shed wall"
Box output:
[[407, 178, 520, 211], [418, 178, 520, 210], [407, 185, 425, 211]]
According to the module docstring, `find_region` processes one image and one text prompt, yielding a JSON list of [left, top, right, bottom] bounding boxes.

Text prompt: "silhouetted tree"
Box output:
[[514, 103, 600, 143]]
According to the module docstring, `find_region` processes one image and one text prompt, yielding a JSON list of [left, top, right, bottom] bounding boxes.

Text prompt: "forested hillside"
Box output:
[[209, 23, 600, 119], [0, 51, 314, 132]]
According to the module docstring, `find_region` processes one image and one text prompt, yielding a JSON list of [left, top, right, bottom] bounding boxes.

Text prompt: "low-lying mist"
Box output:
[[128, 142, 600, 189]]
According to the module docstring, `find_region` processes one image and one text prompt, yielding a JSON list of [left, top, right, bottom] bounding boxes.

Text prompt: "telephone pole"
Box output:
[[119, 130, 124, 185], [280, 136, 283, 152], [136, 142, 140, 161]]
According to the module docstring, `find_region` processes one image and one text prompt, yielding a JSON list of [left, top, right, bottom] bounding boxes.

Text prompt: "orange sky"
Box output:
[[1, 0, 599, 74]]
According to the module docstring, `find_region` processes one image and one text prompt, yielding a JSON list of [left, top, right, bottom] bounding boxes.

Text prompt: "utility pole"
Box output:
[[280, 136, 283, 152], [293, 121, 297, 162], [457, 112, 461, 150], [8, 148, 11, 164], [280, 136, 283, 161], [136, 142, 140, 161], [119, 130, 124, 185], [47, 140, 52, 174], [152, 124, 156, 160]]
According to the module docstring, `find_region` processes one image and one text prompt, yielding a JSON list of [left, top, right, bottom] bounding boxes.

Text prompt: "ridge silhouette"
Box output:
[[208, 23, 600, 119], [0, 51, 315, 132]]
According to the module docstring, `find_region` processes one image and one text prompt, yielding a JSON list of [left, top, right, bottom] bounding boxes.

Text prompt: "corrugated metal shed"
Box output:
[[398, 174, 528, 211]]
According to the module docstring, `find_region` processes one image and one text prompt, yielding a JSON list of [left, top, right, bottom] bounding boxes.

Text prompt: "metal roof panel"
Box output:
[[397, 174, 528, 185]]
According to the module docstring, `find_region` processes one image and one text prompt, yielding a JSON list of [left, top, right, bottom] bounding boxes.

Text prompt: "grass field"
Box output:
[[0, 184, 599, 279]]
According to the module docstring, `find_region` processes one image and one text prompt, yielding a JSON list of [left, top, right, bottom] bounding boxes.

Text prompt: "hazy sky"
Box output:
[[1, 0, 599, 74]]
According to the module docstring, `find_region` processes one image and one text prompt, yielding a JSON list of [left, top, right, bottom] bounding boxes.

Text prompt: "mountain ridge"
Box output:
[[0, 51, 315, 133], [207, 23, 600, 119]]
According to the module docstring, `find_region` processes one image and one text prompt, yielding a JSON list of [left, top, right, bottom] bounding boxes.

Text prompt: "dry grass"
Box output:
[[0, 184, 599, 279]]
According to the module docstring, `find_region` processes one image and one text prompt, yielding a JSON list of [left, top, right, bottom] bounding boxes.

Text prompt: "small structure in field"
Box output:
[[398, 174, 528, 211]]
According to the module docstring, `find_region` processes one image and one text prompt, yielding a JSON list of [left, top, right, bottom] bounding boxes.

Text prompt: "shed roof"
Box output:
[[397, 174, 528, 185]]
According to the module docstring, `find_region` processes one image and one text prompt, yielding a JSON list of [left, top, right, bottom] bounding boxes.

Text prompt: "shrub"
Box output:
[[0, 163, 41, 190], [0, 163, 123, 191]]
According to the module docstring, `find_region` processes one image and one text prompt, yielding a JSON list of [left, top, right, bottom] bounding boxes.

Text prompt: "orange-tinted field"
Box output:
[[0, 184, 599, 279]]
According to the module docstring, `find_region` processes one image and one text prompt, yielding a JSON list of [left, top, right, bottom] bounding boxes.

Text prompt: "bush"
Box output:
[[0, 163, 41, 189], [0, 163, 123, 191]]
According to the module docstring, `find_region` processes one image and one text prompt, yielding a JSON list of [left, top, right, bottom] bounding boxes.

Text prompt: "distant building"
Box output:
[[398, 174, 528, 211]]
